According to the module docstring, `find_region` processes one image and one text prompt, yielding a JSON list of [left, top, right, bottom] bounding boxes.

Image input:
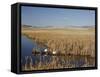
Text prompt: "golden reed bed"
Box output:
[[21, 28, 95, 71], [22, 28, 95, 57]]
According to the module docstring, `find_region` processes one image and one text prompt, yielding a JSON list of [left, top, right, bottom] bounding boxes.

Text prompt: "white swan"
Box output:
[[52, 51, 56, 54], [44, 48, 48, 52]]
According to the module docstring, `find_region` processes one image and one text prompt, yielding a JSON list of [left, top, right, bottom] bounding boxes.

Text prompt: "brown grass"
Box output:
[[22, 28, 95, 57], [21, 27, 95, 71]]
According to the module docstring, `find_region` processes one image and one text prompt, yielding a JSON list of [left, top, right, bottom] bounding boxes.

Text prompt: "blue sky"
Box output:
[[21, 6, 95, 27]]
